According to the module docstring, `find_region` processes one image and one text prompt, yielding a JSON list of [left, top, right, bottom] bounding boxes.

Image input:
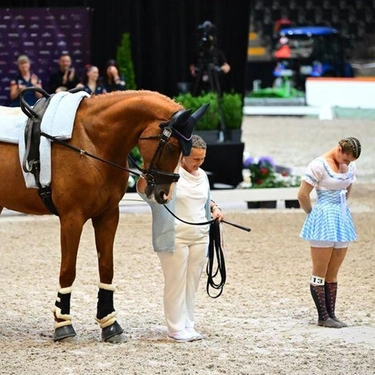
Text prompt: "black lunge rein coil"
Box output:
[[163, 204, 250, 299], [206, 219, 226, 298], [164, 205, 228, 298]]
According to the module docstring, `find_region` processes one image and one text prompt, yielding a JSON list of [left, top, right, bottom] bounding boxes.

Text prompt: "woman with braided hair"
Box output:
[[298, 137, 361, 328]]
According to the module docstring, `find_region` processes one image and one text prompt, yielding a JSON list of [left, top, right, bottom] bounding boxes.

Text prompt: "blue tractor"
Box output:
[[273, 26, 354, 90]]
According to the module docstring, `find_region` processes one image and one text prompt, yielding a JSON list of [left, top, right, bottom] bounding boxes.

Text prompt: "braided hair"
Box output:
[[339, 137, 361, 159]]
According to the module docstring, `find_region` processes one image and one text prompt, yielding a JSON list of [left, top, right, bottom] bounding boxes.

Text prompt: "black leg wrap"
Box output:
[[97, 288, 115, 320], [55, 291, 71, 315], [102, 321, 125, 343], [310, 283, 330, 321], [54, 325, 76, 342], [325, 282, 338, 319]]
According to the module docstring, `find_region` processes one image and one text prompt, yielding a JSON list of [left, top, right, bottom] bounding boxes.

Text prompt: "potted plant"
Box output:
[[242, 155, 301, 208], [221, 91, 243, 141], [116, 32, 137, 90], [174, 90, 243, 143]]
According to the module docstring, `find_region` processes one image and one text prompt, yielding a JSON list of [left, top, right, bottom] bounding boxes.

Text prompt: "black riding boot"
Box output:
[[310, 283, 342, 328], [325, 282, 348, 327]]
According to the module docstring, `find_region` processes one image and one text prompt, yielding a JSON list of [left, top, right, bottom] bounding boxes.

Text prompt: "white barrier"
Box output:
[[306, 77, 375, 109], [119, 188, 314, 207], [2, 188, 313, 217]]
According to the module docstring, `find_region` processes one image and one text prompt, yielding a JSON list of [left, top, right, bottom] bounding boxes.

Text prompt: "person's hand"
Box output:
[[220, 63, 231, 74], [62, 69, 69, 84], [31, 74, 39, 86], [136, 177, 147, 194], [211, 205, 224, 221], [190, 64, 197, 77], [68, 67, 76, 82]]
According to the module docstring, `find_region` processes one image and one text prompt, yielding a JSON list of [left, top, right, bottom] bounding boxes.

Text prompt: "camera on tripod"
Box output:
[[192, 20, 228, 141], [197, 20, 217, 57], [193, 21, 224, 92]]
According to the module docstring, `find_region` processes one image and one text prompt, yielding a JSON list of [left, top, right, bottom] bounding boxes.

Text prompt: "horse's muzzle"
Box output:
[[145, 183, 175, 204]]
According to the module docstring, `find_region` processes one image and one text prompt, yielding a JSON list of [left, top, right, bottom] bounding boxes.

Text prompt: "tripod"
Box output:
[[192, 60, 226, 142]]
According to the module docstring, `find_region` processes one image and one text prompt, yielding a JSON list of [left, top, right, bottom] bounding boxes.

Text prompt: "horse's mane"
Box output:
[[88, 89, 180, 107]]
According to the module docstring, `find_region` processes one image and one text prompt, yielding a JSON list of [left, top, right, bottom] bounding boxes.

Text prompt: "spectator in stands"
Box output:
[[76, 64, 106, 95], [102, 59, 126, 92], [9, 54, 42, 107], [48, 53, 80, 94]]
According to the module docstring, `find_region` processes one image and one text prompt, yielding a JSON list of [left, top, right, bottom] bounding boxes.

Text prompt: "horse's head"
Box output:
[[138, 103, 209, 204]]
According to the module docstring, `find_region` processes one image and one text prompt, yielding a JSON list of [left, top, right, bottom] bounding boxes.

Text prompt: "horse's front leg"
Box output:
[[52, 214, 85, 342], [92, 207, 125, 343]]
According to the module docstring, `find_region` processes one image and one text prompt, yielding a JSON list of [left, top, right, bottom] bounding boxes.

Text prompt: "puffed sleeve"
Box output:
[[302, 158, 325, 187]]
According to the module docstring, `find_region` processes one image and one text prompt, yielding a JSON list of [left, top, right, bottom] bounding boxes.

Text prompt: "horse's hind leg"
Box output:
[[52, 215, 84, 342], [92, 208, 126, 343]]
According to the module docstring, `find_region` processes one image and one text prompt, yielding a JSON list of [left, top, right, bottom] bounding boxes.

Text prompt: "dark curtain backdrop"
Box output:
[[1, 0, 251, 97]]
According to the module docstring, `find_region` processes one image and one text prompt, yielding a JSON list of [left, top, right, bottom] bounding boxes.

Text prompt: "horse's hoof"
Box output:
[[102, 321, 126, 343], [53, 325, 77, 342]]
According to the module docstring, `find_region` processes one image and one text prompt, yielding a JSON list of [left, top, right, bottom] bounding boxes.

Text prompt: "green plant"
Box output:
[[221, 91, 243, 129], [174, 91, 243, 131], [174, 92, 219, 130], [116, 33, 137, 90], [127, 146, 143, 192], [129, 146, 143, 166]]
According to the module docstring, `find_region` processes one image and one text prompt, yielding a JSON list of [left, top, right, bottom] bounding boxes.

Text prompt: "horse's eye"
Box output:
[[166, 144, 176, 154]]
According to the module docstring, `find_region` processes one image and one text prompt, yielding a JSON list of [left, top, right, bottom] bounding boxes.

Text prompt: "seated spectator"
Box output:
[[9, 54, 42, 107], [76, 64, 106, 95], [48, 53, 80, 94], [102, 59, 126, 92]]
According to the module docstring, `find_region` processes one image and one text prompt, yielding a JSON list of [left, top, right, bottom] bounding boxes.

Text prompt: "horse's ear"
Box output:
[[166, 109, 192, 137], [190, 103, 210, 126], [163, 104, 210, 156], [173, 103, 210, 139], [174, 109, 192, 126]]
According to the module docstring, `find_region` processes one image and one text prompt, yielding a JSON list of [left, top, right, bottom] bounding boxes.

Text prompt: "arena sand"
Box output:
[[1, 116, 374, 375]]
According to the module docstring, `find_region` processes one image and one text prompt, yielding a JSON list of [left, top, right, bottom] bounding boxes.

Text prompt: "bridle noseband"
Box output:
[[138, 125, 181, 188]]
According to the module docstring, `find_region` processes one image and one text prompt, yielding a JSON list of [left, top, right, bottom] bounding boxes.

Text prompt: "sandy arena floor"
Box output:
[[1, 116, 374, 375]]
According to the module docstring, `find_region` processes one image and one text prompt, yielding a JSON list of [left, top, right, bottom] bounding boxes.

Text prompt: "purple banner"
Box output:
[[0, 7, 91, 106]]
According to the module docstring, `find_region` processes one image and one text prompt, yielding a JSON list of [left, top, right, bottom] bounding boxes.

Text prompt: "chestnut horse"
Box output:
[[0, 89, 208, 343]]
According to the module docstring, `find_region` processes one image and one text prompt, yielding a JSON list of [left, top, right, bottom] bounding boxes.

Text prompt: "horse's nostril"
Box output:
[[158, 191, 167, 203], [145, 185, 153, 198]]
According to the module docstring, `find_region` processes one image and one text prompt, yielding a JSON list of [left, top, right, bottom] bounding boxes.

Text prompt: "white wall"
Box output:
[[306, 78, 375, 109]]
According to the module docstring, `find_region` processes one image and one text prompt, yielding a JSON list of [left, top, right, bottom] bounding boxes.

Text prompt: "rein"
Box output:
[[41, 131, 142, 177]]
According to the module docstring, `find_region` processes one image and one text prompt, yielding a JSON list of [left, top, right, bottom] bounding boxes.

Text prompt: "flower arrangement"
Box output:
[[243, 155, 301, 189]]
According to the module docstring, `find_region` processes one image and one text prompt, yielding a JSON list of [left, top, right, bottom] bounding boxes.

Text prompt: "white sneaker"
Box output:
[[185, 327, 203, 340], [167, 329, 201, 342]]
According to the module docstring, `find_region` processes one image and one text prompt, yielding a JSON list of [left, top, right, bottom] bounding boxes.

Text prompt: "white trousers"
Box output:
[[157, 241, 208, 333]]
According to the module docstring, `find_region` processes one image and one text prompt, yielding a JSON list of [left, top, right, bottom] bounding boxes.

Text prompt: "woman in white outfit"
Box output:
[[138, 135, 224, 342]]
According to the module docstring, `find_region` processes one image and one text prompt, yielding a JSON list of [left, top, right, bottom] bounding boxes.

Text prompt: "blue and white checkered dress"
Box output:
[[300, 157, 357, 242]]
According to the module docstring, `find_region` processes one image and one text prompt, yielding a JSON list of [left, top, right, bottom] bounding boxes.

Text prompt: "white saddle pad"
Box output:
[[0, 90, 90, 188]]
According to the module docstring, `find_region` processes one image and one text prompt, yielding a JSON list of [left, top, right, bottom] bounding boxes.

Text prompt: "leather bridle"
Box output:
[[137, 125, 181, 188]]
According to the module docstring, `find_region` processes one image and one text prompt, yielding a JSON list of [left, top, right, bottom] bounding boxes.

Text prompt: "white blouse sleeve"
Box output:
[[302, 158, 325, 187]]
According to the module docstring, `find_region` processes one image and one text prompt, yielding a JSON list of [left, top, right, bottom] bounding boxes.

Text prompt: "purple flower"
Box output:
[[243, 156, 255, 168], [259, 156, 275, 166]]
